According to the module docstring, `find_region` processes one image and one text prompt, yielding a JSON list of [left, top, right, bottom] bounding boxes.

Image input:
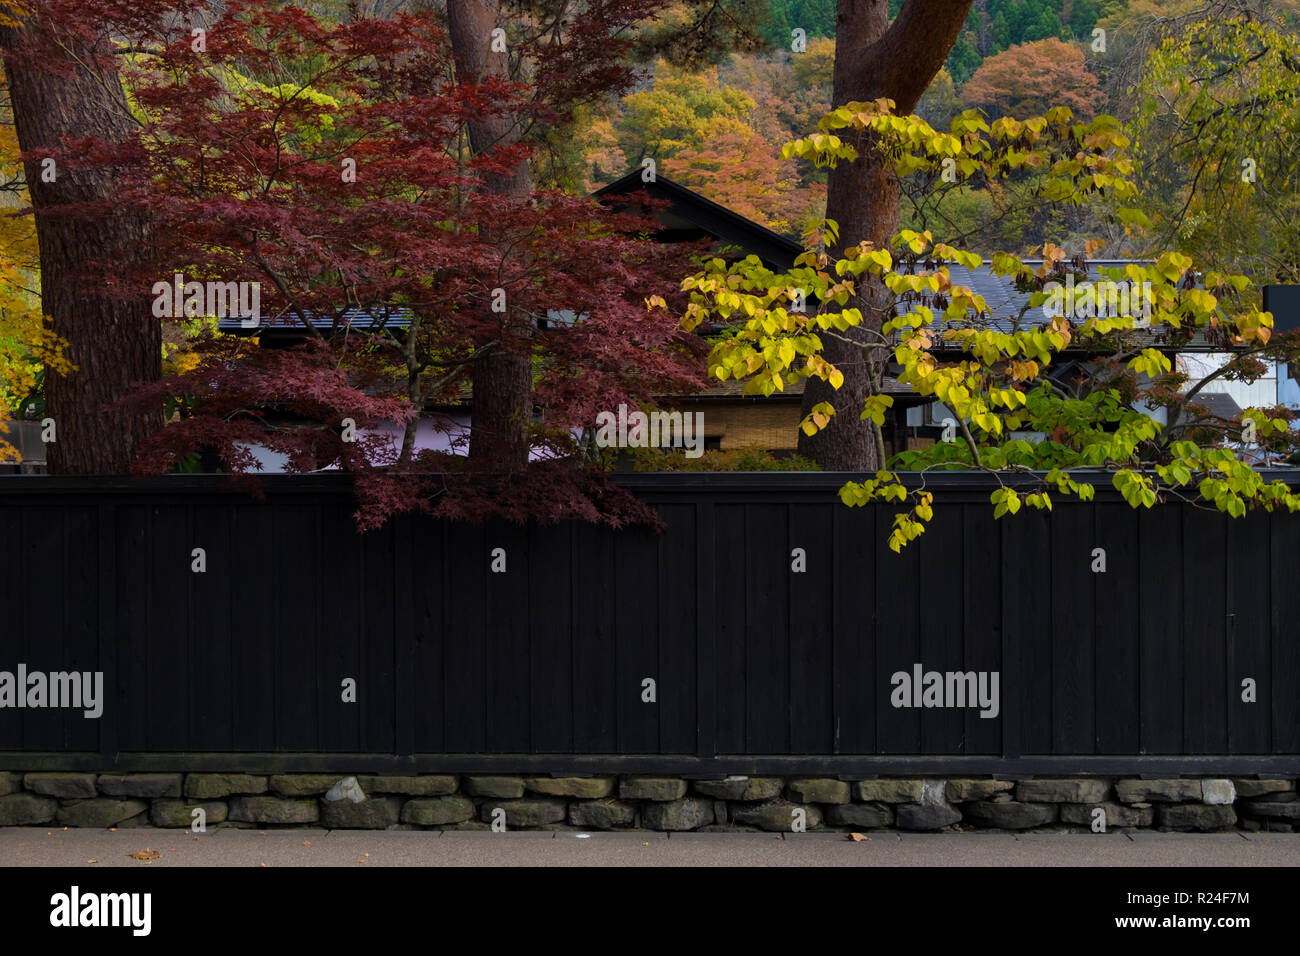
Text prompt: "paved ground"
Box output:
[[3, 827, 1298, 866]]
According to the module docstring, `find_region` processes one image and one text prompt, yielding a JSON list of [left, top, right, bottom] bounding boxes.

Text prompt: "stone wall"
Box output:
[[1, 771, 1297, 832]]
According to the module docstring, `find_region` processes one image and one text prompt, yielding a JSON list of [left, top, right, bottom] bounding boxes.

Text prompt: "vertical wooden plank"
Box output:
[[528, 521, 572, 753], [1270, 511, 1300, 754], [999, 509, 1037, 759], [832, 503, 875, 754], [789, 503, 832, 754], [1182, 507, 1228, 754], [695, 499, 717, 760], [0, 505, 22, 750], [875, 502, 921, 754], [745, 503, 788, 754], [478, 515, 527, 754], [1050, 503, 1094, 754], [230, 503, 276, 752], [571, 522, 616, 752], [359, 520, 396, 754], [1009, 506, 1052, 756], [917, 504, 964, 753], [149, 504, 190, 751], [318, 501, 361, 752], [409, 515, 446, 753], [963, 504, 1001, 755], [615, 526, 659, 754], [393, 513, 414, 758], [484, 520, 530, 752], [443, 522, 486, 752], [657, 504, 697, 754], [63, 506, 98, 752], [20, 507, 64, 750], [273, 504, 318, 751], [1139, 505, 1182, 753], [188, 504, 234, 751], [1093, 502, 1140, 753], [1226, 511, 1270, 753], [713, 504, 747, 754], [96, 502, 116, 761]]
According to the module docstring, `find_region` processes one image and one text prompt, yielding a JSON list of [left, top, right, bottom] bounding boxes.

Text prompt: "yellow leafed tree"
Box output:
[[0, 54, 68, 461]]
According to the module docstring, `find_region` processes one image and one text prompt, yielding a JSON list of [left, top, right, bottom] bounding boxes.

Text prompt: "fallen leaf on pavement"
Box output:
[[127, 849, 161, 861]]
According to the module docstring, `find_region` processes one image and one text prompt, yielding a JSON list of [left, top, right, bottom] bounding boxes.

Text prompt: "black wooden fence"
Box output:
[[0, 473, 1297, 774]]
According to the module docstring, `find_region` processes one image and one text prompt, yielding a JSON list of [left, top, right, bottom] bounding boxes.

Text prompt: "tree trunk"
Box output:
[[0, 19, 160, 475], [797, 0, 972, 471], [446, 0, 535, 470]]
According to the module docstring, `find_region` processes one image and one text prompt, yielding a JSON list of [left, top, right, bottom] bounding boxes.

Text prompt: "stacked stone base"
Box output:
[[0, 771, 1296, 832]]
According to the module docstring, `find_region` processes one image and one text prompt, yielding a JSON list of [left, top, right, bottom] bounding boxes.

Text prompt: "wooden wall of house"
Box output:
[[0, 473, 1297, 773]]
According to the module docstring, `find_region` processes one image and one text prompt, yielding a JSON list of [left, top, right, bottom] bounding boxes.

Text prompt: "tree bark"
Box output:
[[0, 17, 160, 475], [446, 0, 535, 470], [797, 0, 972, 471]]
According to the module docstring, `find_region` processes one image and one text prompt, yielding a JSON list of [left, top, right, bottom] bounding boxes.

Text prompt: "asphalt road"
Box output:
[[3, 827, 1298, 866]]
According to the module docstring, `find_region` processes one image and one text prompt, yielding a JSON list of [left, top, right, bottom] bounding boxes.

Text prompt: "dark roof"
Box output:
[[217, 306, 412, 335], [1184, 392, 1243, 420], [680, 375, 913, 401], [594, 169, 804, 272], [929, 260, 1231, 352]]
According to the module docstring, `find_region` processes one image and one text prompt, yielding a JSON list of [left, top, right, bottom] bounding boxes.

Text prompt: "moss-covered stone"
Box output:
[[97, 774, 182, 798], [228, 796, 318, 824], [618, 778, 686, 801], [640, 797, 714, 831], [269, 775, 345, 797], [1060, 802, 1153, 828], [569, 798, 637, 829], [401, 796, 475, 826], [184, 774, 268, 799], [480, 798, 567, 828], [360, 775, 457, 796], [1157, 804, 1237, 831], [826, 803, 893, 828], [463, 776, 525, 798], [57, 799, 149, 828], [0, 793, 57, 825], [962, 801, 1057, 829], [1016, 779, 1111, 803], [1115, 779, 1202, 803], [945, 779, 1014, 802], [786, 779, 850, 804], [24, 772, 96, 799], [731, 802, 823, 832], [855, 780, 924, 803], [320, 796, 401, 829], [150, 800, 228, 828], [523, 777, 613, 799]]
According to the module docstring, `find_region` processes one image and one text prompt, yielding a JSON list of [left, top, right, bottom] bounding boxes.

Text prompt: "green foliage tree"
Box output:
[[1125, 2, 1300, 283], [658, 97, 1300, 551]]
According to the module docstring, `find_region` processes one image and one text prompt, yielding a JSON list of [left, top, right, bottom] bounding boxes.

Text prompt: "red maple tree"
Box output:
[[23, 0, 706, 528]]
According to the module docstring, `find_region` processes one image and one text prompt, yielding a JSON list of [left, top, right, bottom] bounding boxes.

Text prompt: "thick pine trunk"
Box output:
[[446, 0, 535, 470], [0, 20, 160, 475], [797, 0, 972, 471]]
